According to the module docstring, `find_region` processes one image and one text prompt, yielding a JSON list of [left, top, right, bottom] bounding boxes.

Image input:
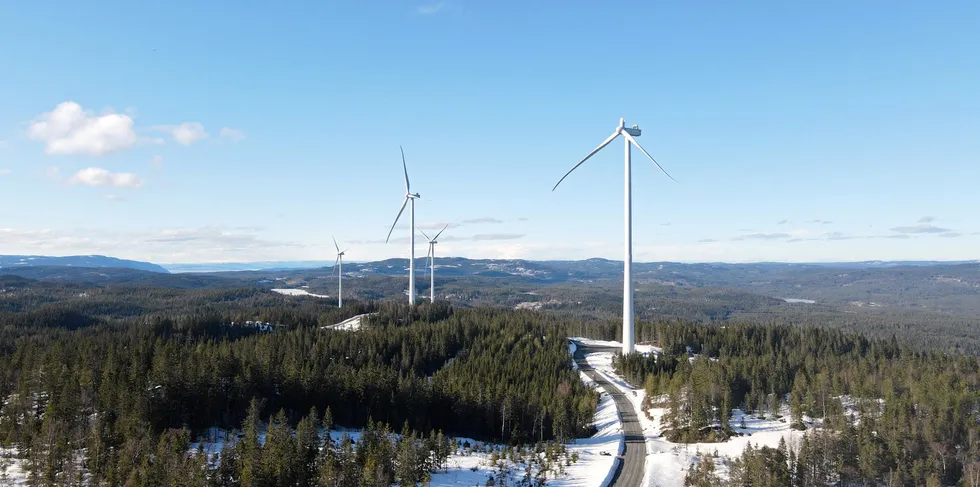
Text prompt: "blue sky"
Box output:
[[1, 1, 978, 264]]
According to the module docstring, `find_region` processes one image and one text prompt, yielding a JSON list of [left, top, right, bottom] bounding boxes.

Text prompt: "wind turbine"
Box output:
[[419, 224, 450, 302], [552, 118, 676, 355], [332, 237, 347, 308], [385, 146, 421, 305]]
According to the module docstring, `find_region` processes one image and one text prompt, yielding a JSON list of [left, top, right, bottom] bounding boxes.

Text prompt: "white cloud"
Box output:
[[168, 122, 209, 145], [27, 101, 138, 156], [469, 233, 524, 241], [0, 169, 10, 176], [418, 1, 444, 14], [418, 221, 458, 230], [219, 127, 245, 143], [731, 232, 792, 241], [890, 223, 952, 234], [0, 226, 303, 263], [918, 216, 936, 223], [461, 217, 503, 224], [68, 168, 143, 188]]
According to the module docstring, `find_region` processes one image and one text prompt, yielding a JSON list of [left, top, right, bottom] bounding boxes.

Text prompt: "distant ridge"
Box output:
[[0, 255, 168, 273], [3, 255, 977, 276], [163, 260, 338, 273]]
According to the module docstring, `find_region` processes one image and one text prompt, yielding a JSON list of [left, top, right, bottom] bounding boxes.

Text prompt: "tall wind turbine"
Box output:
[[419, 224, 449, 302], [552, 118, 676, 355], [332, 237, 347, 308], [385, 146, 421, 305]]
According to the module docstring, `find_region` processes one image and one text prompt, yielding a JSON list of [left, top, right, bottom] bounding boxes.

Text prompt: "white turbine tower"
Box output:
[[552, 118, 676, 355], [332, 237, 347, 308], [385, 146, 421, 305], [419, 224, 450, 302]]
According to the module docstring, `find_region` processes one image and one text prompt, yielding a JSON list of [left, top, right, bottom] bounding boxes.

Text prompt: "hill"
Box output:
[[0, 254, 168, 273]]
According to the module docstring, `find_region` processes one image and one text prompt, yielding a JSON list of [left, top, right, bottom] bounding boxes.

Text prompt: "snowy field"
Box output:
[[319, 313, 376, 331], [781, 298, 816, 304], [271, 288, 331, 298], [577, 340, 807, 487]]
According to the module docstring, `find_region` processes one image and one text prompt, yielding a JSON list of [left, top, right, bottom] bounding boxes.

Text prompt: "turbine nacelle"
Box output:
[[551, 117, 676, 192]]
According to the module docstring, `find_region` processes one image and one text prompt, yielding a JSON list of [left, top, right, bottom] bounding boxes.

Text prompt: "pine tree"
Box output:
[[684, 455, 722, 486], [295, 407, 320, 487], [238, 398, 264, 487]]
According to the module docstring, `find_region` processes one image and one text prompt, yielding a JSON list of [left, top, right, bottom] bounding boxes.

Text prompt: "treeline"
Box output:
[[601, 319, 980, 486], [0, 301, 596, 485], [688, 432, 980, 487]]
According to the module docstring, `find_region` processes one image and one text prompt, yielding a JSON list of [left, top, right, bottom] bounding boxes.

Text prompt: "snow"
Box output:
[[569, 337, 662, 357], [320, 313, 376, 331], [425, 369, 623, 486], [0, 448, 27, 486], [576, 339, 807, 487], [569, 341, 578, 370], [271, 288, 330, 298], [570, 337, 622, 349], [781, 298, 816, 304], [185, 399, 620, 487]]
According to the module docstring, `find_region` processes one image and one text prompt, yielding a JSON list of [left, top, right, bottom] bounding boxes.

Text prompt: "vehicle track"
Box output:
[[573, 342, 646, 487]]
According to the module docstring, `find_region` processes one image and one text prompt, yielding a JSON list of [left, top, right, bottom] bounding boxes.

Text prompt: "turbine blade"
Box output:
[[333, 236, 340, 252], [385, 198, 410, 243], [342, 248, 349, 254], [552, 130, 621, 191], [400, 145, 411, 193], [419, 228, 431, 241], [433, 223, 450, 240], [333, 255, 340, 276], [623, 132, 678, 183]]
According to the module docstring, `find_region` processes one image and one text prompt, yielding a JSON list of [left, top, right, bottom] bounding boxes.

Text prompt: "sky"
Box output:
[[1, 1, 978, 264]]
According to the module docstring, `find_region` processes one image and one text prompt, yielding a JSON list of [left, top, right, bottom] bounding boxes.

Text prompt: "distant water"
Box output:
[[782, 298, 816, 304]]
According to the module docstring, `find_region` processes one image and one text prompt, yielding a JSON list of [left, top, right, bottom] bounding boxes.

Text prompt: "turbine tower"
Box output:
[[385, 146, 421, 305], [332, 237, 347, 308], [419, 224, 450, 302], [552, 118, 676, 355]]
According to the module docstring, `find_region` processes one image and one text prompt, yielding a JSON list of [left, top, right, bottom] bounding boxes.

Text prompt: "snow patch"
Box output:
[[271, 288, 330, 298]]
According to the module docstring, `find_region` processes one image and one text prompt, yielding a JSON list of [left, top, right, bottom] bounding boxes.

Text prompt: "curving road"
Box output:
[[573, 342, 646, 487]]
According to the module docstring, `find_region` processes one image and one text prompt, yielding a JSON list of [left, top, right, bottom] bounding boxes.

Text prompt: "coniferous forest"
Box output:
[[0, 283, 977, 485], [594, 321, 980, 486], [0, 294, 596, 486]]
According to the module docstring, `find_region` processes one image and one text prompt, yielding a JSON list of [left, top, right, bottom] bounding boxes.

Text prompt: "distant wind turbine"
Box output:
[[385, 146, 421, 305], [332, 237, 347, 308], [552, 118, 676, 355], [419, 224, 450, 302]]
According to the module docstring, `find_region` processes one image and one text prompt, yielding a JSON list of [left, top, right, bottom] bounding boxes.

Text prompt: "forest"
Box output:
[[0, 281, 978, 485], [594, 320, 980, 487], [0, 291, 596, 486]]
